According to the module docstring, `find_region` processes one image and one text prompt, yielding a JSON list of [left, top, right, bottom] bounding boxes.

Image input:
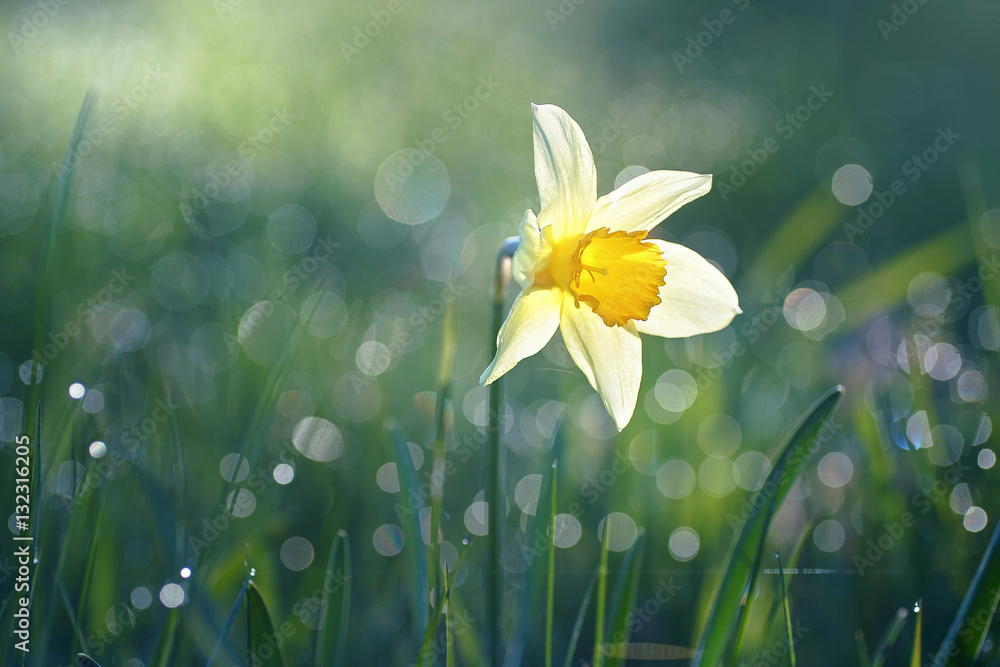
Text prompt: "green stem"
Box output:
[[430, 271, 457, 622], [593, 514, 611, 667], [545, 459, 558, 667], [488, 237, 518, 666]]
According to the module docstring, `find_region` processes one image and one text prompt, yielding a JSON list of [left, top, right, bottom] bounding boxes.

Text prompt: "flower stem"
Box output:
[[488, 237, 518, 666]]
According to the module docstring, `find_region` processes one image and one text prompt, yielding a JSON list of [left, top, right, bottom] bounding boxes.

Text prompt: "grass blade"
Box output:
[[149, 610, 181, 667], [417, 538, 472, 666], [933, 517, 1000, 665], [315, 530, 352, 667], [604, 530, 645, 667], [775, 552, 796, 667], [509, 425, 564, 665], [429, 270, 457, 613], [910, 601, 922, 667], [388, 422, 429, 635], [246, 581, 287, 667], [593, 513, 612, 667], [75, 654, 103, 666], [546, 459, 558, 667], [871, 607, 909, 667], [562, 573, 598, 667], [206, 573, 252, 667], [693, 386, 844, 667], [855, 629, 871, 667], [445, 563, 455, 667], [73, 487, 111, 655]]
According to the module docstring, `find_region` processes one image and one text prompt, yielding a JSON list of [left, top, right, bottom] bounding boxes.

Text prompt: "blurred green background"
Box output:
[[2, 0, 1000, 665]]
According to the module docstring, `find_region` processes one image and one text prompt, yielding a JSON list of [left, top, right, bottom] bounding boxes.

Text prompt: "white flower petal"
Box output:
[[634, 241, 741, 338], [560, 296, 642, 430], [481, 288, 563, 385], [512, 209, 550, 291], [532, 103, 596, 240], [587, 170, 712, 234]]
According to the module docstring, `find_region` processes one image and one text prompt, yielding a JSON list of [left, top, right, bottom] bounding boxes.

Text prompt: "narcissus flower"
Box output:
[[480, 103, 741, 430]]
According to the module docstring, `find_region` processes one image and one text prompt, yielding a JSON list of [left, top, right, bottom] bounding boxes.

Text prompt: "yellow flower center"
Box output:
[[538, 226, 667, 327]]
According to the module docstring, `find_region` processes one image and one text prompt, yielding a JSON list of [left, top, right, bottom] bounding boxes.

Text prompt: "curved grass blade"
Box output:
[[73, 487, 111, 655], [735, 513, 817, 658], [25, 89, 96, 666], [25, 89, 97, 422], [605, 530, 645, 667], [75, 654, 102, 666], [206, 573, 252, 667], [693, 386, 843, 667], [562, 573, 598, 667], [246, 581, 287, 667], [871, 607, 909, 667], [315, 530, 352, 667], [933, 517, 1000, 665]]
